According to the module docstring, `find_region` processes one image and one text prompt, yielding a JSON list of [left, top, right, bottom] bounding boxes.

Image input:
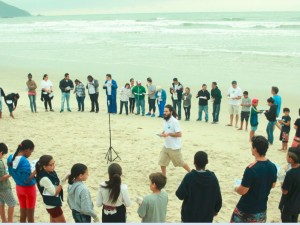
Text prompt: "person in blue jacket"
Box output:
[[103, 74, 118, 114], [155, 86, 167, 118]]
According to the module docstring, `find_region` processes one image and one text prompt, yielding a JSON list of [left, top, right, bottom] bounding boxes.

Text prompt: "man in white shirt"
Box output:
[[158, 104, 191, 176], [86, 75, 99, 113], [227, 80, 242, 127]]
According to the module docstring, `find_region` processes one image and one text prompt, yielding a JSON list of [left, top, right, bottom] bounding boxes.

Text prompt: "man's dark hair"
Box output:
[[283, 108, 290, 113], [106, 74, 112, 79], [272, 86, 279, 94], [149, 172, 167, 190], [202, 84, 207, 87], [243, 91, 248, 95], [173, 78, 178, 82], [232, 80, 237, 85], [165, 104, 178, 118], [64, 73, 69, 78], [147, 77, 152, 83], [87, 75, 93, 79], [288, 147, 300, 164], [130, 78, 134, 82], [194, 151, 208, 169], [267, 97, 274, 104], [251, 135, 269, 156], [0, 143, 8, 155], [212, 82, 217, 86]]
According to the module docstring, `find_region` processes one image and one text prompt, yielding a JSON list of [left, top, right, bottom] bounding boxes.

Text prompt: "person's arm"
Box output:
[[40, 177, 63, 196], [234, 167, 252, 196], [161, 132, 182, 138], [80, 188, 98, 219], [94, 80, 99, 89], [112, 80, 118, 89], [122, 185, 131, 207], [214, 176, 222, 216], [175, 176, 188, 200], [0, 163, 10, 182], [1, 88, 5, 97], [59, 80, 64, 92], [137, 197, 147, 219], [0, 174, 10, 182], [207, 91, 211, 101], [96, 186, 103, 207], [281, 171, 291, 195], [234, 185, 249, 195], [196, 91, 200, 98]]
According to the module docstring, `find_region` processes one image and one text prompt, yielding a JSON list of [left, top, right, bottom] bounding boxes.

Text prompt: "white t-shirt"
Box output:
[[87, 82, 96, 94], [163, 116, 181, 150], [41, 80, 53, 94], [120, 88, 131, 102], [227, 86, 242, 106], [105, 81, 112, 95]]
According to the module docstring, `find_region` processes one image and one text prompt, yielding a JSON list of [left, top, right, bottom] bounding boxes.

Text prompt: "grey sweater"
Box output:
[[67, 181, 97, 219]]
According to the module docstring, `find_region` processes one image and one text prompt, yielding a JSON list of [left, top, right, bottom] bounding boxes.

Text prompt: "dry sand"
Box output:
[[0, 72, 298, 223]]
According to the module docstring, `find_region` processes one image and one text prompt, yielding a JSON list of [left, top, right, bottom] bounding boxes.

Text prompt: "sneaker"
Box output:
[[96, 110, 99, 113], [90, 110, 95, 112], [50, 109, 54, 112], [67, 109, 71, 112], [142, 114, 145, 116], [196, 118, 201, 121], [60, 110, 63, 113], [135, 113, 140, 115], [45, 109, 48, 112], [146, 112, 151, 116], [151, 114, 155, 117]]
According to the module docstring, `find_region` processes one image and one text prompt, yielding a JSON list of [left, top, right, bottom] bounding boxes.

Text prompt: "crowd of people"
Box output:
[[1, 73, 300, 223]]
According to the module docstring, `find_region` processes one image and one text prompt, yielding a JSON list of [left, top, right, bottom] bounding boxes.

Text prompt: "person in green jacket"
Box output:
[[211, 82, 222, 124], [132, 81, 146, 116]]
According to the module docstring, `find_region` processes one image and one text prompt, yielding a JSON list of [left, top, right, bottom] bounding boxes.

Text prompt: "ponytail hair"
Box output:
[[165, 104, 178, 118], [102, 163, 122, 204], [35, 155, 53, 178], [9, 139, 34, 167], [68, 163, 87, 185]]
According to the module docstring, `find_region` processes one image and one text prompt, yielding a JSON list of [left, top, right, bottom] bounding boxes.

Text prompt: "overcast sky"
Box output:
[[4, 0, 300, 15]]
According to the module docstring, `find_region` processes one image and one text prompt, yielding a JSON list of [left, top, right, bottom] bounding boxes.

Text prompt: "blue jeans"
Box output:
[[266, 121, 276, 144], [198, 105, 208, 121], [172, 99, 182, 119], [72, 210, 91, 223], [212, 103, 221, 122], [28, 95, 37, 112], [76, 96, 85, 111], [61, 92, 71, 111], [136, 99, 145, 115], [158, 100, 166, 117]]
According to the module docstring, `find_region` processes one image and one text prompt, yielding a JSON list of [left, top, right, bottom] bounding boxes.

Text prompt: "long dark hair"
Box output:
[[35, 155, 53, 178], [68, 163, 87, 185], [9, 140, 34, 167], [165, 104, 178, 118], [102, 163, 122, 204]]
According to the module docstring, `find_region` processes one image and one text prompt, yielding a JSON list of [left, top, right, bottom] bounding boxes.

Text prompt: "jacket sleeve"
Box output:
[[1, 88, 5, 97], [59, 80, 64, 92], [70, 80, 74, 89], [206, 91, 211, 101], [175, 176, 188, 200], [214, 175, 222, 213], [112, 80, 118, 89], [94, 80, 99, 89], [14, 99, 18, 108], [122, 185, 131, 207], [80, 188, 97, 219], [163, 90, 167, 100], [96, 187, 103, 207]]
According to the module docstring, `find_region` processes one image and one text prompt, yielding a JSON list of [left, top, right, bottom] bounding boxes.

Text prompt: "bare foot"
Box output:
[[226, 124, 232, 126]]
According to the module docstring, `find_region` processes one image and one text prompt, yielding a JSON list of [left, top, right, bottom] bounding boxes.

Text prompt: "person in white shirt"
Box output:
[[158, 104, 191, 177], [41, 74, 54, 112], [97, 163, 131, 223], [227, 80, 242, 127], [119, 83, 131, 115]]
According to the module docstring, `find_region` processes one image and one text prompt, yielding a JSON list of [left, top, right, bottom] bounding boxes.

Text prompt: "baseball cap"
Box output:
[[252, 98, 258, 105]]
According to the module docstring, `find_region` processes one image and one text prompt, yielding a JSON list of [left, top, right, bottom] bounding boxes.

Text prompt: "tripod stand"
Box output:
[[105, 100, 121, 163]]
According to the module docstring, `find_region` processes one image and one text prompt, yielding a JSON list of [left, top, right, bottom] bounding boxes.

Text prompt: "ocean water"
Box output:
[[0, 11, 299, 93]]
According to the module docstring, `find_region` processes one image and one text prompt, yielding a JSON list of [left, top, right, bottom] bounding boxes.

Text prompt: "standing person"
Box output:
[[155, 86, 167, 118], [291, 108, 300, 147], [158, 104, 191, 176], [119, 83, 131, 115], [211, 82, 222, 124], [74, 79, 85, 112], [0, 87, 5, 119], [86, 75, 99, 113], [264, 97, 278, 145], [170, 78, 183, 120], [67, 163, 99, 223], [279, 147, 300, 222], [249, 98, 263, 141], [231, 135, 277, 223], [137, 172, 168, 223], [132, 81, 146, 116], [5, 93, 20, 119], [97, 163, 131, 223], [35, 155, 66, 222], [272, 86, 282, 118], [0, 143, 16, 223], [26, 73, 37, 113], [238, 91, 252, 131], [41, 74, 54, 112], [7, 140, 36, 223], [103, 74, 118, 114], [227, 80, 242, 127], [59, 73, 74, 113], [129, 78, 135, 114], [278, 108, 291, 151], [182, 87, 192, 121], [176, 151, 222, 222], [196, 84, 210, 122], [146, 77, 156, 117]]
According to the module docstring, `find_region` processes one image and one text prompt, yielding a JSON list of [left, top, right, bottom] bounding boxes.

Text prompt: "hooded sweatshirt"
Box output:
[[175, 169, 222, 222], [67, 181, 97, 219]]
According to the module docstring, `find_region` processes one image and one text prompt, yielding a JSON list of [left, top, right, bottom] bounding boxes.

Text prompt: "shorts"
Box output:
[[0, 189, 17, 207], [158, 147, 185, 167], [16, 185, 36, 209], [291, 136, 300, 148], [46, 207, 63, 218], [280, 131, 289, 143], [229, 105, 239, 115], [241, 111, 250, 122], [230, 207, 266, 223], [251, 126, 258, 131]]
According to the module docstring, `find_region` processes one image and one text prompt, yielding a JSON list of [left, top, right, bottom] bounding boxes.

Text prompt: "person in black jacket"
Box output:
[[5, 93, 19, 119], [176, 151, 222, 222], [59, 73, 74, 113], [170, 78, 183, 120], [0, 87, 5, 119], [196, 84, 211, 122], [211, 82, 222, 124], [264, 97, 278, 145]]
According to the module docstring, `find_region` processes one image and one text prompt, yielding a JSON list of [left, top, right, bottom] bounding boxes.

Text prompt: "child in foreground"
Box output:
[[278, 108, 291, 151], [0, 143, 16, 223], [137, 172, 168, 222]]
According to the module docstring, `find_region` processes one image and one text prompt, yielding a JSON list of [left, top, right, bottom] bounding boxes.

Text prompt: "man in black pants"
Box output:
[[86, 75, 99, 113], [170, 78, 183, 120]]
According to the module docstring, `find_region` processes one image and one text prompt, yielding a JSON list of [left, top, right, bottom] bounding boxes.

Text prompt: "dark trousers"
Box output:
[[72, 209, 91, 223], [212, 103, 221, 122], [76, 96, 85, 111], [107, 95, 117, 113], [281, 212, 299, 223], [89, 93, 99, 112], [120, 101, 128, 114], [148, 98, 156, 113], [184, 106, 191, 120], [102, 205, 126, 223], [172, 99, 182, 119], [42, 93, 52, 110], [129, 98, 135, 113]]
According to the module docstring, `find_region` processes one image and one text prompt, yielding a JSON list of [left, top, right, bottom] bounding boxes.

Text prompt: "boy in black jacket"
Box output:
[[176, 151, 222, 222], [264, 97, 278, 145]]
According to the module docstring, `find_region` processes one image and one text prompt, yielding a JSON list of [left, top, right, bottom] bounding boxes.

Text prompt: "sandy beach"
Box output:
[[0, 70, 298, 223]]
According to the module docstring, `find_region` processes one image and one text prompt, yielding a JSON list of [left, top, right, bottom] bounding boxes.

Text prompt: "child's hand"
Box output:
[[135, 196, 143, 205]]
